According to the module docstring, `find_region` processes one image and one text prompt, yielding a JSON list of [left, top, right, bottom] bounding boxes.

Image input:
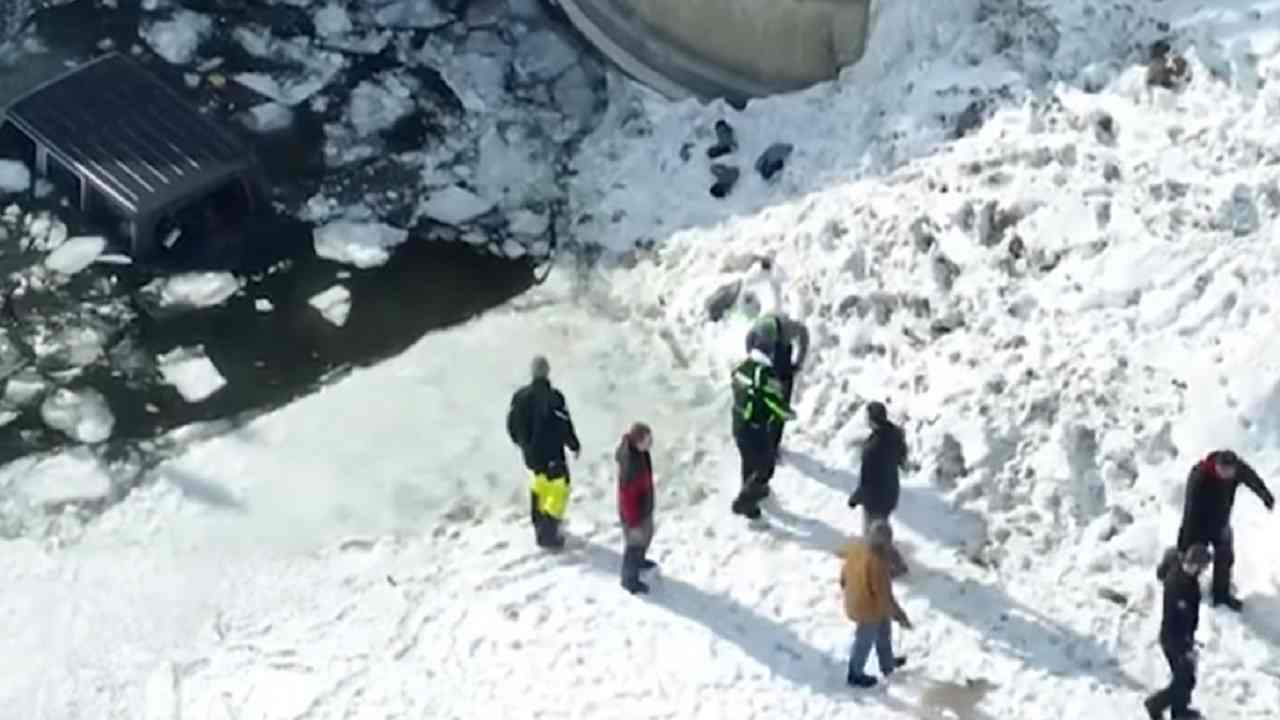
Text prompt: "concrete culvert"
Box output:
[[553, 0, 872, 104]]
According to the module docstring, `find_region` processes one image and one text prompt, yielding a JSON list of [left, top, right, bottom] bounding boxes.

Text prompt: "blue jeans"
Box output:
[[848, 621, 894, 677]]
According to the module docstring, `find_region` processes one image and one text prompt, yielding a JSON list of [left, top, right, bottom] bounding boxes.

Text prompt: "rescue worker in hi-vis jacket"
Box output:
[[507, 355, 581, 550], [729, 348, 795, 520]]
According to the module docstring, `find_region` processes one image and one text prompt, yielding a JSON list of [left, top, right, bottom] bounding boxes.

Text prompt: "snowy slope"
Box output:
[[5, 0, 1280, 718]]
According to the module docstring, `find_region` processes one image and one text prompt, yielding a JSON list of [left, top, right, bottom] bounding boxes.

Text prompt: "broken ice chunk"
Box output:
[[313, 220, 408, 269], [157, 345, 227, 402], [40, 387, 115, 443], [309, 285, 352, 326]]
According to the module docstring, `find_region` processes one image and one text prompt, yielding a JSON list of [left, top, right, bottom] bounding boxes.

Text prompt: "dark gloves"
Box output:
[[847, 492, 861, 509]]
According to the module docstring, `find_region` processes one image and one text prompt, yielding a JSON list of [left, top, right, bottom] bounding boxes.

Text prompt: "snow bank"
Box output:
[[142, 272, 239, 310], [0, 159, 31, 193], [157, 346, 226, 402], [44, 235, 105, 275], [139, 9, 213, 65], [40, 387, 114, 443], [309, 285, 351, 326], [313, 220, 408, 268]]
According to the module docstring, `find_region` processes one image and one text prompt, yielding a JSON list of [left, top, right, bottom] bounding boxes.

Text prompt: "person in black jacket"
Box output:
[[1144, 544, 1210, 720], [617, 422, 656, 594], [1176, 449, 1274, 611], [506, 355, 581, 550], [848, 401, 908, 535]]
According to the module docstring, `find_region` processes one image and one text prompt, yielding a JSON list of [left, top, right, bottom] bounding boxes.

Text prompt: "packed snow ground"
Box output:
[[5, 0, 1280, 718]]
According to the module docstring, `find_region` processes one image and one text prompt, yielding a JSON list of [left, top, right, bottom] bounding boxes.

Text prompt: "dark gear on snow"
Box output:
[[1145, 545, 1209, 719], [1176, 450, 1274, 610], [848, 402, 908, 522], [507, 359, 581, 549], [729, 350, 795, 519]]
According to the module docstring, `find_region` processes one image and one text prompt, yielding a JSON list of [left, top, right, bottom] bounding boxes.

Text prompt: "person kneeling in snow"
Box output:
[[1144, 544, 1211, 720], [617, 422, 657, 594], [839, 520, 910, 688], [1176, 449, 1274, 611], [506, 355, 581, 550]]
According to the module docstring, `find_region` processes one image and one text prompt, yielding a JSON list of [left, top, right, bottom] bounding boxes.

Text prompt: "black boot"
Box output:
[[1172, 708, 1203, 719], [731, 494, 762, 520], [1143, 695, 1163, 719], [846, 672, 877, 688], [622, 578, 650, 594], [1212, 593, 1244, 611]]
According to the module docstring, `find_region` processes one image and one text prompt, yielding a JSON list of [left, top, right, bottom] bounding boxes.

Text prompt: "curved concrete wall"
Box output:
[[554, 0, 871, 105]]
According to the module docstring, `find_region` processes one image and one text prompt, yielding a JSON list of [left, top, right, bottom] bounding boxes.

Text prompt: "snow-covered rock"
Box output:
[[0, 159, 31, 194], [40, 387, 114, 443], [44, 236, 106, 275], [139, 9, 212, 65], [420, 185, 494, 226], [309, 285, 351, 327], [157, 346, 226, 403], [313, 220, 408, 269]]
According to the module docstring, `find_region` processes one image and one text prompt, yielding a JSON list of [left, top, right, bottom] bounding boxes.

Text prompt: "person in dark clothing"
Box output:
[[1145, 544, 1211, 720], [1176, 449, 1274, 610], [617, 422, 657, 594], [729, 348, 796, 520], [848, 401, 909, 535], [745, 312, 810, 451], [506, 355, 581, 550]]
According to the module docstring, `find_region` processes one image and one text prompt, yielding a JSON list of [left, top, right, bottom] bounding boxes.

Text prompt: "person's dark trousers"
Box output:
[[1179, 526, 1235, 601], [862, 508, 889, 537], [621, 517, 655, 588], [529, 490, 562, 548], [732, 427, 776, 518], [1146, 640, 1196, 716]]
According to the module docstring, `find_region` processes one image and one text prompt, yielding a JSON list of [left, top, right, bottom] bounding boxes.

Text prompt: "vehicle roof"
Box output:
[[3, 52, 256, 218]]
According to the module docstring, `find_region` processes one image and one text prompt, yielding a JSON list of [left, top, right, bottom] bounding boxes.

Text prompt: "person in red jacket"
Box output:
[[617, 422, 657, 594]]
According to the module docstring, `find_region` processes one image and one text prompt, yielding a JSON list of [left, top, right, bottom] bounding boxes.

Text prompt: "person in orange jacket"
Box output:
[[839, 519, 911, 688]]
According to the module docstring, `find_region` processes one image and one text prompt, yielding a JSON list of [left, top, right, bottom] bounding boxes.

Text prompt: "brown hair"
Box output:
[[627, 421, 652, 444]]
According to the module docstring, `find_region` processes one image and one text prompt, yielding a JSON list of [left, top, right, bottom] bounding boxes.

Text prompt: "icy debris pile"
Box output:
[[135, 0, 608, 264], [588, 4, 1280, 575]]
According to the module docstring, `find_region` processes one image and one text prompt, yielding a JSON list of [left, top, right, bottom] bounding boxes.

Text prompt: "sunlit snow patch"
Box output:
[[0, 447, 112, 508]]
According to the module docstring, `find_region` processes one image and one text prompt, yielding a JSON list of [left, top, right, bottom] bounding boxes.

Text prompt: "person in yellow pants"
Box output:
[[507, 355, 581, 549]]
